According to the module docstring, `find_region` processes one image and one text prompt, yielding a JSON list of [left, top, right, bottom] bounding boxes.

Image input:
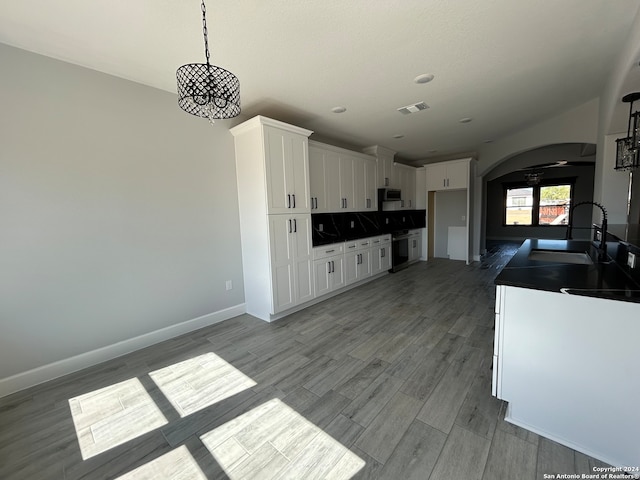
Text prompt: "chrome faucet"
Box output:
[[566, 201, 608, 257]]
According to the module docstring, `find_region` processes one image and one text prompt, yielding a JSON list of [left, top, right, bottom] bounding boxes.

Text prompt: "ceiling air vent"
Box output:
[[397, 101, 429, 115]]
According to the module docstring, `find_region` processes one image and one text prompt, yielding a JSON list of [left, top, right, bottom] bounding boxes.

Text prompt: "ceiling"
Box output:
[[1, 1, 639, 164]]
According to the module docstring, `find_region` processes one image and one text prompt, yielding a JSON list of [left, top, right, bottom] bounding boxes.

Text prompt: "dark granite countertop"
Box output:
[[495, 239, 640, 303]]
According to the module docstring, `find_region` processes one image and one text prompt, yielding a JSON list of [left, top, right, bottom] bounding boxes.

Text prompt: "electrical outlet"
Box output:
[[226, 280, 233, 291], [350, 221, 355, 228], [318, 224, 323, 232], [461, 215, 466, 221], [628, 252, 637, 269]]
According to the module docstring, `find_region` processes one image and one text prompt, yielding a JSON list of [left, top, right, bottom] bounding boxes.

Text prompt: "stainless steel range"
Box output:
[[391, 230, 410, 272]]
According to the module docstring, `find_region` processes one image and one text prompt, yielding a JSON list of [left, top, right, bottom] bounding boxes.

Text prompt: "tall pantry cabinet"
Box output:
[[230, 116, 314, 321]]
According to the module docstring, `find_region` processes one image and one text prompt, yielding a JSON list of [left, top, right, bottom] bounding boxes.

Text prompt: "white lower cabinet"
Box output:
[[314, 235, 390, 298], [371, 235, 392, 274], [313, 244, 345, 298], [408, 230, 422, 263], [345, 239, 372, 286], [269, 215, 314, 314]]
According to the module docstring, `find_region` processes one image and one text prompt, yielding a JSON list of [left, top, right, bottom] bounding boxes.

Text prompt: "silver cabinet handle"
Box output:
[[349, 245, 355, 249], [443, 179, 446, 188], [331, 260, 335, 273], [292, 194, 296, 208], [288, 219, 292, 233], [294, 219, 297, 232], [327, 262, 331, 273], [326, 249, 335, 253], [381, 248, 385, 258]]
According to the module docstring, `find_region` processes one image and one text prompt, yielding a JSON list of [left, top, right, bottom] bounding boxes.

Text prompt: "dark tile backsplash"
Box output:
[[312, 210, 426, 246]]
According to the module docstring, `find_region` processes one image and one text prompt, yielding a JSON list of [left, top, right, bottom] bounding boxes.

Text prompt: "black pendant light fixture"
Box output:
[[615, 92, 640, 171], [176, 0, 240, 123]]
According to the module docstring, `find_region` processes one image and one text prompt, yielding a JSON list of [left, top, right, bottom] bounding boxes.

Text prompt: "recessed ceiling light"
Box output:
[[459, 117, 473, 123], [331, 106, 347, 114], [393, 134, 404, 139], [483, 139, 493, 143], [414, 73, 435, 84]]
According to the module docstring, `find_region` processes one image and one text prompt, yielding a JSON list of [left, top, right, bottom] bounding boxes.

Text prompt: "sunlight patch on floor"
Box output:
[[114, 445, 207, 480], [200, 398, 365, 479], [149, 352, 256, 417], [68, 378, 168, 460]]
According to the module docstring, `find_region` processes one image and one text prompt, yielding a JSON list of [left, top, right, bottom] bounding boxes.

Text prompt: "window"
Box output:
[[504, 181, 573, 226], [505, 187, 533, 225]]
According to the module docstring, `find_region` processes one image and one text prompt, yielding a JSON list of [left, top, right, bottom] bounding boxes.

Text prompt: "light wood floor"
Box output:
[[0, 246, 612, 479]]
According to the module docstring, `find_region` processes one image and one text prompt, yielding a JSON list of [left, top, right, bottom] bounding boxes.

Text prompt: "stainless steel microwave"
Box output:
[[378, 188, 402, 202]]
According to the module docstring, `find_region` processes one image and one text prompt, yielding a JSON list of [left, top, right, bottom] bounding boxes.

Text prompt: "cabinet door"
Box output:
[[292, 215, 314, 304], [425, 163, 447, 191], [406, 168, 416, 209], [344, 250, 359, 286], [324, 151, 342, 212], [265, 127, 291, 213], [331, 256, 346, 290], [264, 127, 310, 213], [339, 155, 355, 210], [309, 146, 326, 212], [358, 249, 372, 279], [364, 157, 377, 210], [290, 133, 310, 211], [268, 216, 295, 312], [380, 245, 392, 271], [446, 161, 468, 189], [408, 236, 418, 262], [415, 168, 427, 209], [352, 156, 366, 211], [378, 157, 397, 188], [314, 259, 332, 298]]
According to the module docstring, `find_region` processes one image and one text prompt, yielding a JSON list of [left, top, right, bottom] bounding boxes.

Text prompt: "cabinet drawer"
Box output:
[[345, 239, 371, 251], [370, 235, 391, 246], [313, 243, 344, 260]]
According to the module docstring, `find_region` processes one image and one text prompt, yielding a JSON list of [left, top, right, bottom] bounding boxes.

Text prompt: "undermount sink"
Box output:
[[527, 249, 594, 265]]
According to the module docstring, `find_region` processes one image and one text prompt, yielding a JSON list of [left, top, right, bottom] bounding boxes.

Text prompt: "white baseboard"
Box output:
[[0, 303, 246, 399]]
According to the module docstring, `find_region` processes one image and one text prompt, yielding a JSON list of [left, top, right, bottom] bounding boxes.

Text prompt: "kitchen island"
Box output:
[[493, 239, 640, 467]]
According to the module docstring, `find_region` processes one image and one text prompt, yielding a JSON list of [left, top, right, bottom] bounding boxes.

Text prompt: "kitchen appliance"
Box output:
[[378, 188, 402, 202], [391, 230, 410, 272], [378, 188, 403, 211]]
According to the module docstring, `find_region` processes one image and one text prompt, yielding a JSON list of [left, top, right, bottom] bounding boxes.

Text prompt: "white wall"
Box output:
[[0, 44, 245, 394], [474, 99, 600, 255]]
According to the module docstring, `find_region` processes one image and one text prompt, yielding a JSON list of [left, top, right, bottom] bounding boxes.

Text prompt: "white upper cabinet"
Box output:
[[364, 145, 396, 188], [364, 157, 377, 210], [309, 141, 377, 213], [231, 116, 313, 216], [264, 126, 310, 213], [415, 167, 427, 209], [395, 163, 417, 209], [353, 155, 377, 211], [309, 145, 326, 212], [425, 159, 470, 191]]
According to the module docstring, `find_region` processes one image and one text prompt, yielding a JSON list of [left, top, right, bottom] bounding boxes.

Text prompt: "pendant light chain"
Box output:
[[201, 0, 211, 67]]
